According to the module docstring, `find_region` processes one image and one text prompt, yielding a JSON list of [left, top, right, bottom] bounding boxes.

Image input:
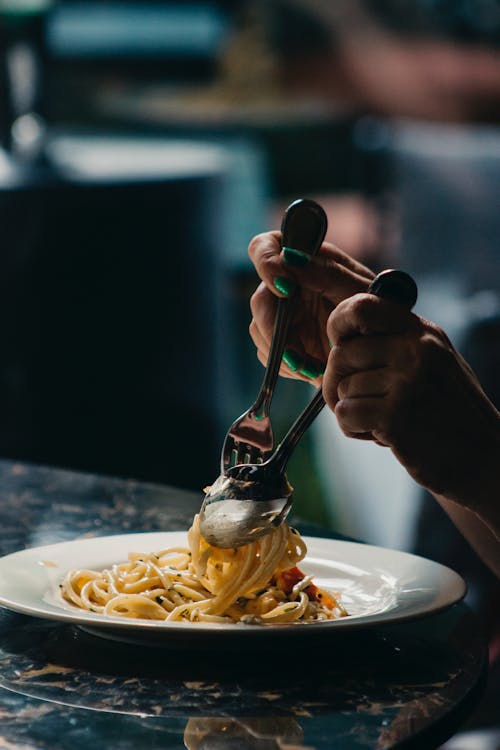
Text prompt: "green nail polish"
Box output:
[[282, 349, 302, 372], [299, 363, 320, 380], [273, 276, 294, 297], [283, 246, 310, 267]]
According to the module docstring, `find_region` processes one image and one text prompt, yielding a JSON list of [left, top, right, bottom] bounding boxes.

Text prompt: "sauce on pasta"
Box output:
[[60, 515, 347, 624]]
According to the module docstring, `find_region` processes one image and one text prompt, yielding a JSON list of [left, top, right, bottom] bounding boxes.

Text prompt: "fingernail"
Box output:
[[282, 348, 302, 372], [273, 276, 295, 297], [299, 363, 321, 380], [283, 246, 310, 267]]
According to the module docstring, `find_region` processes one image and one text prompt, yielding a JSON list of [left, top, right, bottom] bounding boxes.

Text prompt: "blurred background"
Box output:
[[1, 0, 499, 741], [1, 2, 500, 514]]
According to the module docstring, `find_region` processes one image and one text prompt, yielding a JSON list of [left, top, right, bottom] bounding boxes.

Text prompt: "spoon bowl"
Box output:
[[200, 466, 293, 548], [200, 388, 325, 547]]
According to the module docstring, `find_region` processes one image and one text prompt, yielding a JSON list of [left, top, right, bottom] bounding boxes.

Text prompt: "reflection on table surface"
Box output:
[[0, 459, 488, 750], [183, 716, 305, 749]]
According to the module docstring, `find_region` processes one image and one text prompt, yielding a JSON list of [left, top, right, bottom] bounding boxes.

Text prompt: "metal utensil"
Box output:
[[200, 269, 418, 548], [200, 388, 325, 547], [220, 198, 327, 472]]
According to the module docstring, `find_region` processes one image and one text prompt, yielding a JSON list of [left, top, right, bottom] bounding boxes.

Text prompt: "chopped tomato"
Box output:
[[274, 566, 339, 609], [273, 566, 304, 594]]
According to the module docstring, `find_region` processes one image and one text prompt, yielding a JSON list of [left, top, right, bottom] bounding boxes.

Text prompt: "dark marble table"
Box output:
[[0, 460, 488, 749]]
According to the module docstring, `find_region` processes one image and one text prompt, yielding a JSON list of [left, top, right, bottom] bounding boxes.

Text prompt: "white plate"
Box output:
[[0, 532, 466, 646]]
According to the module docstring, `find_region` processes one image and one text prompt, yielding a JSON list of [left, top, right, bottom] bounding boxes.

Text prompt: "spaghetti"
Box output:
[[60, 515, 347, 624]]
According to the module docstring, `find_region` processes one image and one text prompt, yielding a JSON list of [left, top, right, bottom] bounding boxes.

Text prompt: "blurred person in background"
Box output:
[[260, 0, 500, 258], [262, 0, 500, 124]]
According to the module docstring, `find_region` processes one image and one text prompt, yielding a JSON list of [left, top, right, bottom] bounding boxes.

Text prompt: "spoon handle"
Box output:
[[271, 388, 326, 473], [271, 269, 418, 474]]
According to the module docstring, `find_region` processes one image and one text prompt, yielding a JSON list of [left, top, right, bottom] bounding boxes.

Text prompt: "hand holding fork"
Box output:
[[220, 199, 327, 473]]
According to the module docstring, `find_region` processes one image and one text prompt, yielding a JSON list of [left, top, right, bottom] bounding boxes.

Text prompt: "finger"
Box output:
[[250, 284, 310, 363], [250, 284, 278, 348], [337, 368, 391, 400], [249, 231, 372, 283], [249, 232, 375, 303], [335, 396, 387, 439], [318, 241, 375, 279], [322, 337, 394, 410], [248, 230, 281, 268], [291, 245, 374, 305], [327, 294, 416, 346], [249, 318, 270, 356], [255, 345, 303, 381], [254, 329, 325, 384], [331, 335, 393, 378], [248, 231, 289, 298]]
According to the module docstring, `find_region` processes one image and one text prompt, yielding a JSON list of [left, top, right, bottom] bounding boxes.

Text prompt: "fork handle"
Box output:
[[252, 199, 328, 417], [271, 269, 418, 473], [253, 296, 294, 417]]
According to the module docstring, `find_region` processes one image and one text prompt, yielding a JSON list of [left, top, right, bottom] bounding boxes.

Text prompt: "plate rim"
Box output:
[[0, 531, 467, 635]]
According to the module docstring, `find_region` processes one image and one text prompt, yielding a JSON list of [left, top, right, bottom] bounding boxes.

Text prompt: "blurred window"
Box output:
[[47, 2, 229, 59]]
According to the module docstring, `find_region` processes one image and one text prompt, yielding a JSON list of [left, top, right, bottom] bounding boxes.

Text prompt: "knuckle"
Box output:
[[247, 232, 267, 259], [419, 330, 453, 369], [326, 321, 336, 346], [248, 231, 281, 262], [251, 283, 279, 321], [248, 319, 258, 340], [333, 396, 347, 419], [326, 308, 337, 338], [334, 400, 355, 436], [322, 377, 338, 411], [261, 253, 282, 277], [349, 294, 376, 327], [327, 343, 343, 373], [425, 318, 450, 342], [249, 284, 265, 315]]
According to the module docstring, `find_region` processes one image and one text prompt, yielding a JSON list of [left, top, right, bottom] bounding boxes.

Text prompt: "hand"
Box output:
[[248, 231, 375, 385], [323, 292, 500, 517]]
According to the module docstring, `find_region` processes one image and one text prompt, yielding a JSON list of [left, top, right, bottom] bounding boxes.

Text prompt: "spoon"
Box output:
[[199, 269, 418, 548]]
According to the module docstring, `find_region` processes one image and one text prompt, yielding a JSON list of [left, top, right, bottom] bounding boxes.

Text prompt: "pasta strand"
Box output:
[[60, 516, 347, 624]]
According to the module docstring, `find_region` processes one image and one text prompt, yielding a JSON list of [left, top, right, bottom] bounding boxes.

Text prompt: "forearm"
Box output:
[[432, 452, 500, 577], [432, 494, 500, 578], [432, 411, 500, 577]]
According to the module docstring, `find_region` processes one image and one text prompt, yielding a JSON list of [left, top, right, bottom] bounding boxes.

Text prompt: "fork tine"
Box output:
[[240, 444, 256, 466], [230, 442, 263, 469], [248, 446, 262, 464]]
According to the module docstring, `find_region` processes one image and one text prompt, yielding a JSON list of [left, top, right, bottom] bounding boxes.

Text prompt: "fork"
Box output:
[[220, 198, 328, 472]]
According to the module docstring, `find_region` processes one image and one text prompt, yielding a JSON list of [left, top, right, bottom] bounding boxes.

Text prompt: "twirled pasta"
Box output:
[[60, 515, 347, 624]]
